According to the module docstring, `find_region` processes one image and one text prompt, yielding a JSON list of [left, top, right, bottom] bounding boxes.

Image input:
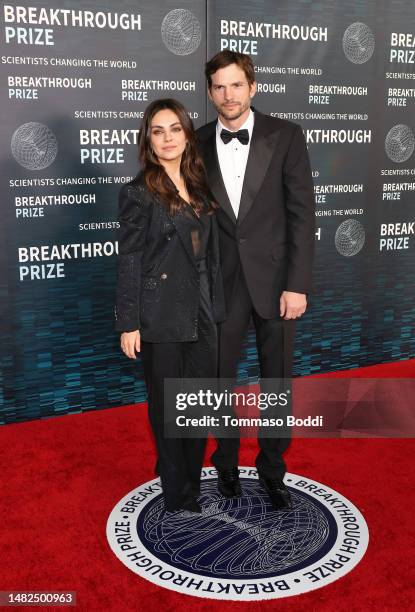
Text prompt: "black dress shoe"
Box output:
[[259, 477, 293, 510], [217, 467, 242, 498], [181, 498, 202, 513], [165, 497, 202, 514], [189, 485, 201, 498]]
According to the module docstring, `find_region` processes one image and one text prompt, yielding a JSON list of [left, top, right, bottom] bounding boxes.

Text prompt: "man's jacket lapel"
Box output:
[[237, 110, 280, 225], [202, 126, 237, 224]]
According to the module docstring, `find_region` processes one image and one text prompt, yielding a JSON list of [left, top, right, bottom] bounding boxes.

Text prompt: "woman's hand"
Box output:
[[120, 330, 141, 359]]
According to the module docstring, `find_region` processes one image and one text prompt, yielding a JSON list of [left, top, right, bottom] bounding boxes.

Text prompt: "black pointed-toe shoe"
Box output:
[[217, 467, 242, 498], [259, 477, 293, 510]]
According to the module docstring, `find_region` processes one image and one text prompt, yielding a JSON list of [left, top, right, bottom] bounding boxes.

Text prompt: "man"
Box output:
[[196, 51, 315, 510]]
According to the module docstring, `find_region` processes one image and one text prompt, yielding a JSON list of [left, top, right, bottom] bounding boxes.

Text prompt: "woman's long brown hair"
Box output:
[[138, 98, 217, 216]]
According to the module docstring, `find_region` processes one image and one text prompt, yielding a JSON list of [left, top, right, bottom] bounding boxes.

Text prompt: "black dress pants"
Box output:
[[141, 264, 217, 511], [211, 265, 295, 480]]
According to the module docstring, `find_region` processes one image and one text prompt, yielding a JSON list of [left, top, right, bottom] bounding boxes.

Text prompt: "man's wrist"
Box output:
[[283, 289, 306, 296]]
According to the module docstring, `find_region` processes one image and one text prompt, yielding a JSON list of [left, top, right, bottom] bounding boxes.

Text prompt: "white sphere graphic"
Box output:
[[161, 9, 202, 55], [11, 122, 58, 170], [335, 219, 365, 257], [343, 22, 375, 64], [385, 124, 415, 163]]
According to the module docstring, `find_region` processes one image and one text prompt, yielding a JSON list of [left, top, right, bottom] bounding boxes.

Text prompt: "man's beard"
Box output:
[[214, 100, 250, 121]]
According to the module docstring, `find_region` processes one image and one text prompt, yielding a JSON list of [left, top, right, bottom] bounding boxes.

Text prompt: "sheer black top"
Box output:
[[180, 200, 211, 261]]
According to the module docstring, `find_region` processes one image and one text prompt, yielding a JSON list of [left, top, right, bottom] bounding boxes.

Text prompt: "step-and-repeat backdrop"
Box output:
[[1, 0, 414, 423]]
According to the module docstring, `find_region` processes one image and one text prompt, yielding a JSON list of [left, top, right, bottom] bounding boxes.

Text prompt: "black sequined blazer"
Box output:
[[114, 172, 225, 342]]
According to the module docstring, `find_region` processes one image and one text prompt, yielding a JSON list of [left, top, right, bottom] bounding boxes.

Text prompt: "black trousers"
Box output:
[[141, 264, 217, 511], [211, 265, 295, 480]]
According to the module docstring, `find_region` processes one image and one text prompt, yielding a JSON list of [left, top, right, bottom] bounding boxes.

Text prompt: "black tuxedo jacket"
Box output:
[[196, 109, 315, 319], [114, 172, 225, 342]]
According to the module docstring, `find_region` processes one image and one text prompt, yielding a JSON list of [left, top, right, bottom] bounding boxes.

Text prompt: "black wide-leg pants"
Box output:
[[141, 263, 217, 511], [211, 265, 295, 480]]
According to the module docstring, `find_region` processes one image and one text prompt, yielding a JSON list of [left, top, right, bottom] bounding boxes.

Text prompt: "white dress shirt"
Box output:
[[216, 108, 254, 218]]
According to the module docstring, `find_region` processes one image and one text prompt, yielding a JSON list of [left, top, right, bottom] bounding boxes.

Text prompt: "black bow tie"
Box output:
[[220, 128, 250, 145]]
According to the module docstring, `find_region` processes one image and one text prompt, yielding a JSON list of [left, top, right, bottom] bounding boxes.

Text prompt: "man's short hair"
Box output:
[[205, 51, 255, 89]]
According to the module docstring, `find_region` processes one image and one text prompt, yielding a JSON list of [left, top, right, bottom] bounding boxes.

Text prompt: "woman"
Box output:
[[114, 98, 225, 514]]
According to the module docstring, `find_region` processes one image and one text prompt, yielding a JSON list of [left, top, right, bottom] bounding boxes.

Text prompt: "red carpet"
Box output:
[[1, 360, 414, 610]]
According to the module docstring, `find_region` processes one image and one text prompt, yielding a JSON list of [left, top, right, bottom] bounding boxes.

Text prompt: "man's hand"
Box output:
[[280, 291, 307, 320], [120, 330, 141, 359]]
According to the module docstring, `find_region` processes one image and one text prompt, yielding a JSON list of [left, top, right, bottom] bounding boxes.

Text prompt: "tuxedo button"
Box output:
[[160, 273, 167, 280], [239, 238, 246, 244]]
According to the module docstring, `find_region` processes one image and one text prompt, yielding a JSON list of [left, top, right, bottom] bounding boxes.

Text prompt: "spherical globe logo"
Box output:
[[385, 124, 415, 163], [140, 479, 331, 577], [107, 469, 369, 600], [335, 219, 365, 257], [342, 23, 375, 64], [11, 122, 58, 170], [161, 9, 202, 56]]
